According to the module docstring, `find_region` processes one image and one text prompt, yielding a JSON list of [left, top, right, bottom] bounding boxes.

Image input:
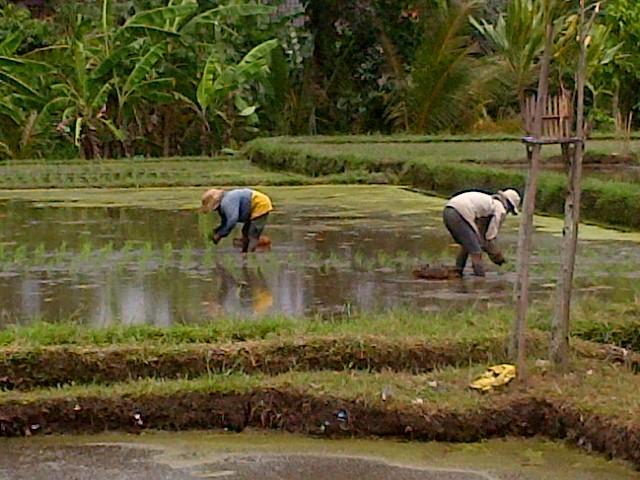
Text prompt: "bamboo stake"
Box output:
[[511, 18, 556, 378], [550, 0, 597, 368]]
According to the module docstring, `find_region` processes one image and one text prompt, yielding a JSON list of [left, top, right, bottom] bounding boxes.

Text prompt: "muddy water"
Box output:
[[1, 431, 638, 480], [1, 186, 639, 327]]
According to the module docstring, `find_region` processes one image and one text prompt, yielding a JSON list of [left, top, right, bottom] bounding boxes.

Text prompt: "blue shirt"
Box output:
[[214, 189, 253, 238]]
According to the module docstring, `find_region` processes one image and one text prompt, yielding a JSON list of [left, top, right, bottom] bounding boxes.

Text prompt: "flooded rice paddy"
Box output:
[[1, 186, 640, 327], [1, 431, 638, 480]]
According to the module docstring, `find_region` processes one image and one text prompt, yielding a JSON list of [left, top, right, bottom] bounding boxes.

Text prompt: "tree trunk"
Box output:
[[82, 128, 101, 160], [162, 107, 171, 158], [612, 82, 620, 127]]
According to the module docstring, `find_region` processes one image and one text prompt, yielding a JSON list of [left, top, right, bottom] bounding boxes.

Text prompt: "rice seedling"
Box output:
[[180, 242, 193, 269], [120, 240, 138, 263], [202, 244, 215, 266], [264, 251, 279, 268], [140, 241, 154, 266], [162, 242, 174, 268], [100, 241, 114, 259], [13, 245, 27, 266], [79, 240, 93, 263], [285, 252, 297, 266], [353, 250, 366, 270], [33, 243, 47, 266], [375, 250, 390, 269]]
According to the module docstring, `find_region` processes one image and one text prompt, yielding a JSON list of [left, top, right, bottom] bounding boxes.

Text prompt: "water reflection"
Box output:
[[1, 199, 639, 327]]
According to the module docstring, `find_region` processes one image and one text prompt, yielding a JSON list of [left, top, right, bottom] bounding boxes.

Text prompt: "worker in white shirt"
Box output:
[[443, 189, 521, 276]]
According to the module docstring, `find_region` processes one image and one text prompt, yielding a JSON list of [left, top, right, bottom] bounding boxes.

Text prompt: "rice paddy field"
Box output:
[[2, 139, 640, 479]]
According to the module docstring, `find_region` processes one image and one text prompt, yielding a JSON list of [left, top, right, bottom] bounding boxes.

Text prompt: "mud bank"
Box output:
[[3, 334, 639, 391], [0, 335, 542, 390], [1, 390, 640, 469]]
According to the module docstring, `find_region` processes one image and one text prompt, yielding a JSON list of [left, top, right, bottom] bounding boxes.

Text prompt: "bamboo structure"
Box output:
[[523, 93, 573, 140]]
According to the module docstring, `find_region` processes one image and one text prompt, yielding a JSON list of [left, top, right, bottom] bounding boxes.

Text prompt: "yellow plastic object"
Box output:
[[469, 364, 516, 392]]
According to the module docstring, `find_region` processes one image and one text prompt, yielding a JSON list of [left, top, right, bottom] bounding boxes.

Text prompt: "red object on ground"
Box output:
[[232, 235, 272, 251]]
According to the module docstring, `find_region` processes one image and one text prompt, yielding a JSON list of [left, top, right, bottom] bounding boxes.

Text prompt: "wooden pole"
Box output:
[[550, 0, 594, 368], [511, 19, 555, 377]]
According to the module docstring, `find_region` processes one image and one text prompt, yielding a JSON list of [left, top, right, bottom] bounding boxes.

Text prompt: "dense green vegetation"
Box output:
[[0, 0, 637, 159]]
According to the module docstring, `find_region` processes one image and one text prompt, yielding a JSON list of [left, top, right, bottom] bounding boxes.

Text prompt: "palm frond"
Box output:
[[409, 1, 482, 132]]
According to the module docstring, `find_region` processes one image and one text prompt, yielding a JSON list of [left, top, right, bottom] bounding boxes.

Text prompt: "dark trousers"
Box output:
[[443, 206, 482, 270], [241, 213, 269, 252]]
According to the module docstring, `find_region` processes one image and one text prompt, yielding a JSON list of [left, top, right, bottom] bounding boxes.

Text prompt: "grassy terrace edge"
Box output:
[[1, 363, 640, 469], [256, 132, 640, 144], [244, 137, 640, 230], [0, 157, 377, 190], [0, 334, 547, 390], [2, 333, 638, 392]]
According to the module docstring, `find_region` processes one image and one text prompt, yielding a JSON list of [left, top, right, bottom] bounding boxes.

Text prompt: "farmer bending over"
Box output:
[[443, 189, 520, 276], [199, 188, 273, 253]]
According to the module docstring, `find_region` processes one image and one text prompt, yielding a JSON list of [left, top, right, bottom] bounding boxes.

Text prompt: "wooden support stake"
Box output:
[[550, 0, 591, 368], [512, 143, 541, 376], [511, 19, 555, 378]]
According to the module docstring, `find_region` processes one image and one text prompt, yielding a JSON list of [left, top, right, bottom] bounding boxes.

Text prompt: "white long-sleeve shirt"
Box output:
[[446, 191, 507, 240]]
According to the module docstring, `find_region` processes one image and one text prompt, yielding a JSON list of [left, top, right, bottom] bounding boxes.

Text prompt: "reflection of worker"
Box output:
[[214, 263, 273, 315], [199, 188, 273, 253], [238, 265, 273, 315], [443, 189, 520, 276]]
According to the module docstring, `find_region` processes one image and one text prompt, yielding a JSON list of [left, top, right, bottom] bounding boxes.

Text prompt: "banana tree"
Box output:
[[0, 0, 284, 158], [49, 0, 202, 158], [0, 34, 57, 159], [0, 92, 68, 159], [196, 38, 278, 149], [108, 0, 278, 154]]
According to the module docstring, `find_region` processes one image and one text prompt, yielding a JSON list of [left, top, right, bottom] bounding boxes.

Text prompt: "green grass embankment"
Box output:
[[245, 137, 640, 230], [2, 303, 640, 391]]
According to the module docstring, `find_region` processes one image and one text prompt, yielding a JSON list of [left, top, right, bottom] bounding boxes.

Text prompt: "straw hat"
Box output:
[[199, 188, 225, 213], [497, 189, 521, 215]]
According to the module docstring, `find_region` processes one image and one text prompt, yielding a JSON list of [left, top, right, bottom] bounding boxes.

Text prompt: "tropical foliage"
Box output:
[[0, 0, 296, 158], [0, 0, 638, 159]]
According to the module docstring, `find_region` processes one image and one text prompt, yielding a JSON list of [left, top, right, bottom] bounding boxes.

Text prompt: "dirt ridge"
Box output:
[[3, 334, 639, 392], [1, 389, 639, 469], [0, 335, 536, 391]]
